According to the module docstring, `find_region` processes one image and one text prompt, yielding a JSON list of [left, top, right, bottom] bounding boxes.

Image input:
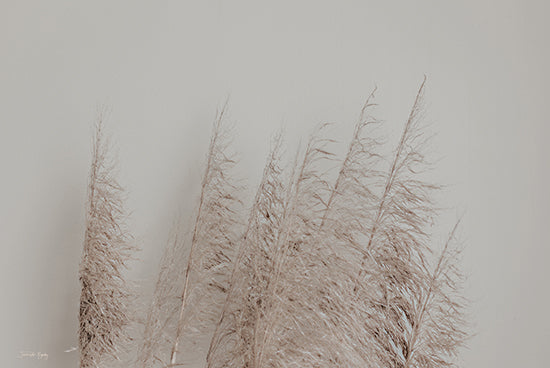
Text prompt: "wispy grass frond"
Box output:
[[137, 221, 187, 368], [403, 220, 468, 368], [356, 77, 448, 367], [168, 105, 244, 367], [320, 87, 384, 232], [205, 132, 286, 368], [251, 124, 338, 368], [79, 118, 137, 368]]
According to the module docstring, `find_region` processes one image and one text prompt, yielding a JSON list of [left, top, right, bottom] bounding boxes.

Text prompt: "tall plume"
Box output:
[[356, 77, 451, 367], [166, 104, 244, 367], [299, 88, 387, 366], [402, 220, 468, 368], [261, 90, 389, 367], [320, 87, 383, 231], [79, 117, 136, 368], [205, 133, 286, 368], [136, 222, 187, 368], [250, 125, 337, 368]]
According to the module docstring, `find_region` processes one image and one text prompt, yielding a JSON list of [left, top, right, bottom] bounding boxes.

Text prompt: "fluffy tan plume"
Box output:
[[167, 105, 244, 367], [205, 133, 286, 368], [79, 118, 137, 368]]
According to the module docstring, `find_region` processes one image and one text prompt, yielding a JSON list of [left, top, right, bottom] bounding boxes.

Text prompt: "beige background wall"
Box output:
[[1, 1, 548, 367]]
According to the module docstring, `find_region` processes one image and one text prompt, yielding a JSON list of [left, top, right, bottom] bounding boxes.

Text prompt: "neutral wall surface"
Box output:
[[1, 1, 548, 367]]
